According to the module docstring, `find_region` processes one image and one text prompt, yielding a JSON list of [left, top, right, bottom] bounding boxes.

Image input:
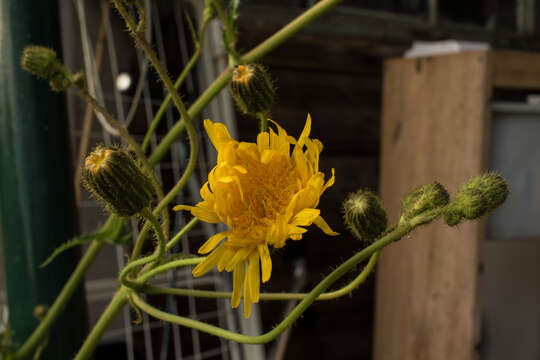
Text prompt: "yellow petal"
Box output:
[[291, 208, 320, 226], [218, 247, 236, 272], [247, 252, 260, 302], [225, 246, 252, 271], [173, 204, 220, 223], [190, 206, 221, 224], [204, 119, 232, 150], [192, 245, 226, 277], [294, 114, 312, 151], [313, 216, 339, 236], [257, 244, 272, 283], [232, 262, 246, 308], [257, 132, 270, 154], [243, 273, 252, 318], [260, 149, 274, 164], [198, 231, 229, 254], [233, 165, 247, 174], [323, 168, 336, 192], [199, 182, 213, 200]]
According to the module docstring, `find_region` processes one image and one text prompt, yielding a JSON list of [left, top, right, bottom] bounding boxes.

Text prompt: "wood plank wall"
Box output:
[[375, 51, 492, 360]]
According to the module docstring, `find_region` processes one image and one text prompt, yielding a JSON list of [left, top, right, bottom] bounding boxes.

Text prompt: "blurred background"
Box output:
[[0, 0, 539, 359]]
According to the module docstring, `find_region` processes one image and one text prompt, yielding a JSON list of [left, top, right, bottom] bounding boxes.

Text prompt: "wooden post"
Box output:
[[374, 51, 492, 360]]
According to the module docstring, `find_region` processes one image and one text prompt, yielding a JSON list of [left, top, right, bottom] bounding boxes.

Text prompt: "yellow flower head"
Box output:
[[174, 114, 338, 317]]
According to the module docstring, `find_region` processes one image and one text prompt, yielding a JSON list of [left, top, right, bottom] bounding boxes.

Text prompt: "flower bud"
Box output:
[[343, 190, 387, 242], [444, 173, 508, 226], [229, 64, 275, 116], [82, 146, 154, 216], [401, 182, 449, 221], [21, 46, 73, 92], [460, 172, 508, 214]]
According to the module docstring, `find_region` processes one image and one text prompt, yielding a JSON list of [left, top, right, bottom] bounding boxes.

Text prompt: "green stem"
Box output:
[[131, 109, 199, 261], [258, 113, 268, 132], [73, 290, 128, 360], [148, 0, 344, 165], [121, 208, 166, 287], [136, 257, 204, 285], [141, 17, 211, 152], [165, 217, 199, 252], [142, 252, 379, 301], [132, 224, 413, 344], [15, 241, 104, 359], [112, 0, 191, 124]]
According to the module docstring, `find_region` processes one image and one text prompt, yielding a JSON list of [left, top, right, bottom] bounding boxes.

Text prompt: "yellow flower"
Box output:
[[174, 114, 338, 317]]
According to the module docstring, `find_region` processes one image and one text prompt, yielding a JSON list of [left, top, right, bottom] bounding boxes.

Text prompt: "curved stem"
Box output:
[[141, 18, 211, 152], [112, 0, 191, 125], [136, 257, 204, 285], [15, 241, 104, 359], [132, 224, 413, 344], [142, 251, 379, 301], [131, 110, 199, 261], [120, 208, 166, 287], [73, 290, 128, 360]]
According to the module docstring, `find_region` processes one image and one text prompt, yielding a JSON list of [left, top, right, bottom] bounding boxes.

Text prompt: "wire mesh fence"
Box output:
[[58, 0, 261, 358]]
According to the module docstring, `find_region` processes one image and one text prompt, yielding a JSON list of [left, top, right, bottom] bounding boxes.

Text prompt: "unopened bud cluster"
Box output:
[[444, 173, 508, 226], [229, 64, 275, 117], [21, 46, 75, 92], [82, 146, 154, 216], [400, 182, 449, 225], [343, 190, 387, 242]]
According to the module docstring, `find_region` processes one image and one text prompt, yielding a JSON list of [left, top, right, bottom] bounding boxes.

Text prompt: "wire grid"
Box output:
[[61, 0, 252, 359]]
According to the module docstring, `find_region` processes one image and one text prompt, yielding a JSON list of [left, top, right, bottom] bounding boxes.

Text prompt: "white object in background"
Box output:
[[404, 40, 490, 58]]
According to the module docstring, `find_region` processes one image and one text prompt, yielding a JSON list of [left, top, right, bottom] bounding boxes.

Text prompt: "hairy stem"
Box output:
[[132, 223, 414, 344], [141, 16, 211, 152], [112, 0, 191, 124], [131, 110, 199, 261], [143, 252, 379, 301]]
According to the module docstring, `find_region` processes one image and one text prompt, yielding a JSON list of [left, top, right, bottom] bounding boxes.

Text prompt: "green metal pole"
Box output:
[[0, 1, 88, 359]]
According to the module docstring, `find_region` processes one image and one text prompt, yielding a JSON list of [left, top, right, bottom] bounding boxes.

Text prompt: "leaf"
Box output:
[[40, 237, 92, 268], [40, 215, 131, 268]]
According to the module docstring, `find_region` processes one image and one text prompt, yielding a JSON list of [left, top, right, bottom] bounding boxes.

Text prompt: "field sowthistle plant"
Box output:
[[5, 0, 508, 359]]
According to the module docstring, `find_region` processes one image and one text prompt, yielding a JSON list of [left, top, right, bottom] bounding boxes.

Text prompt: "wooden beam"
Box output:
[[375, 51, 492, 360], [493, 50, 540, 89]]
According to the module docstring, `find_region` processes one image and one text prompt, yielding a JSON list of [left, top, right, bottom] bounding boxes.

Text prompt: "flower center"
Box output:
[[230, 154, 299, 240], [85, 148, 113, 175], [232, 65, 253, 85]]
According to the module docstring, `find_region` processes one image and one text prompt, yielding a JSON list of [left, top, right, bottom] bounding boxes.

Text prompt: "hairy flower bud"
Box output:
[[343, 190, 387, 242], [229, 64, 275, 116], [401, 182, 449, 222], [21, 46, 73, 91], [82, 146, 154, 216], [444, 173, 508, 226]]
